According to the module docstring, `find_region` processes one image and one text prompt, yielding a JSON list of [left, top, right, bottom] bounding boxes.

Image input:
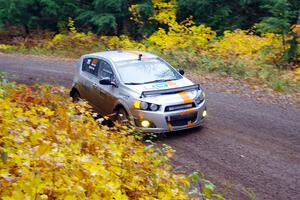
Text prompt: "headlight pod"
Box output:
[[140, 101, 149, 110], [149, 103, 159, 111], [195, 91, 205, 105], [133, 101, 160, 111]]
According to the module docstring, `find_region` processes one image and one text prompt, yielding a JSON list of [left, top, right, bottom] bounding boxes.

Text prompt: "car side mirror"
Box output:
[[99, 77, 112, 85], [178, 69, 185, 75], [99, 77, 118, 87]]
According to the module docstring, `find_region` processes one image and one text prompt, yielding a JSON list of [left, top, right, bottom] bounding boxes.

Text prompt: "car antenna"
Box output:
[[138, 54, 143, 61]]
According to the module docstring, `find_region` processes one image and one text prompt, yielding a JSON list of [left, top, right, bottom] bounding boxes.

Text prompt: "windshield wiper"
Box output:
[[142, 78, 178, 84], [125, 78, 179, 85], [161, 78, 179, 82], [125, 82, 144, 85]]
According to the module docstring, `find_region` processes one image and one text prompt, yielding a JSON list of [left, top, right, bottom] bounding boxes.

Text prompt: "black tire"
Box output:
[[70, 89, 80, 102], [115, 107, 129, 125]]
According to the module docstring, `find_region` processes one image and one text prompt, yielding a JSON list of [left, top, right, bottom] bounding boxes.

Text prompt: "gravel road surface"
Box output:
[[1, 53, 299, 200]]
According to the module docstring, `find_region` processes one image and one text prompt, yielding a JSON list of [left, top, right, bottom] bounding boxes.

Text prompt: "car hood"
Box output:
[[126, 78, 199, 105]]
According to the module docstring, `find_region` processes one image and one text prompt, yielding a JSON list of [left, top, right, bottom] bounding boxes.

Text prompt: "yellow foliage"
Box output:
[[128, 4, 144, 26], [0, 83, 190, 199], [68, 17, 77, 34], [205, 29, 285, 71], [0, 44, 14, 50], [150, 0, 177, 26], [148, 24, 216, 50], [100, 35, 146, 50], [293, 67, 300, 81], [147, 0, 216, 50]]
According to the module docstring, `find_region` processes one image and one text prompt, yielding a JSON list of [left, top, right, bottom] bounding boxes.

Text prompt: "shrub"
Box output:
[[146, 0, 216, 51], [209, 30, 283, 68], [0, 83, 194, 199]]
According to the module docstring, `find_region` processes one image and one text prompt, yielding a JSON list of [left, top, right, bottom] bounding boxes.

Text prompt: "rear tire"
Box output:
[[70, 89, 80, 102]]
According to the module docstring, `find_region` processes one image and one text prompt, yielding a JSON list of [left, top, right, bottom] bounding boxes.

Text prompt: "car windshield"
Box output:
[[115, 59, 182, 85]]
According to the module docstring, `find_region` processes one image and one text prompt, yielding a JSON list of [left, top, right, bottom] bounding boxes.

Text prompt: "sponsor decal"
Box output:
[[178, 91, 193, 104], [144, 81, 177, 90], [119, 93, 129, 100]]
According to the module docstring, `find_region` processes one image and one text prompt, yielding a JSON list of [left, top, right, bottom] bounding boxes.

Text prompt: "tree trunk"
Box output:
[[122, 18, 129, 35], [24, 25, 30, 36], [281, 33, 286, 52]]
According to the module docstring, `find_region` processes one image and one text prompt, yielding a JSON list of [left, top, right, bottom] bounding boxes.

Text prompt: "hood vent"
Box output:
[[140, 84, 199, 98]]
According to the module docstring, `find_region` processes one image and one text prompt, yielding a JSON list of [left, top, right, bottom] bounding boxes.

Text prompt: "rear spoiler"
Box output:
[[140, 84, 200, 98]]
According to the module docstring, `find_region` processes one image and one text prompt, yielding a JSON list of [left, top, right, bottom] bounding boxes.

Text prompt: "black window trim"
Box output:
[[99, 60, 115, 80]]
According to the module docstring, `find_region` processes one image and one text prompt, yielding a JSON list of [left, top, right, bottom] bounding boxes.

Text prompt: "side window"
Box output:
[[82, 58, 99, 76], [99, 60, 114, 80]]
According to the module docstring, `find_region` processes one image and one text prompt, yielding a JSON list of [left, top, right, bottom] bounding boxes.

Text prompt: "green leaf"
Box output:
[[189, 171, 200, 183]]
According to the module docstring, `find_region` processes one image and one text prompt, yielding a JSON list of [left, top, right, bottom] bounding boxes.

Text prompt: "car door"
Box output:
[[78, 57, 100, 104], [91, 60, 119, 115]]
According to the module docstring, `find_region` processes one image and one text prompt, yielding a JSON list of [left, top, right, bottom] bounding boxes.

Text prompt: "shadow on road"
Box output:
[[142, 125, 207, 142]]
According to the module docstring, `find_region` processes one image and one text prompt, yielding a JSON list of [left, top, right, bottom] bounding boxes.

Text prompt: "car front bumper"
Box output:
[[132, 101, 207, 133]]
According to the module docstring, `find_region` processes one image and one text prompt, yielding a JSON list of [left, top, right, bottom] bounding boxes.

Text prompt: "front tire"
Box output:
[[115, 107, 129, 125]]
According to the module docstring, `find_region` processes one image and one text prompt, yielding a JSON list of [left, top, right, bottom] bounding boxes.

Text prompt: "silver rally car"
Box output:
[[70, 50, 207, 133]]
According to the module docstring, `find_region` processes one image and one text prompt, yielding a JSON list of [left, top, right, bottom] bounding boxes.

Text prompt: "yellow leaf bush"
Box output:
[[0, 83, 192, 199], [147, 0, 216, 50], [0, 44, 14, 50], [209, 30, 283, 69]]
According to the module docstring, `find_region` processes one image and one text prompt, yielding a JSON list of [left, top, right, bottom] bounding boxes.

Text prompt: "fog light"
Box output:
[[202, 110, 207, 117], [141, 120, 151, 128]]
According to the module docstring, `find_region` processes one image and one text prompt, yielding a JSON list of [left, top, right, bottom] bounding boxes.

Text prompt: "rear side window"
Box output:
[[82, 58, 99, 76]]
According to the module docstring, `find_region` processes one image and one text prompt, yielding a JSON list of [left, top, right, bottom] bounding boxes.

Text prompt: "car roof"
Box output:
[[85, 50, 158, 62]]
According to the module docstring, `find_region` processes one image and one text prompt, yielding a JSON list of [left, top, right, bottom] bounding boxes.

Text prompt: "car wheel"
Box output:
[[115, 107, 129, 125], [70, 89, 80, 102]]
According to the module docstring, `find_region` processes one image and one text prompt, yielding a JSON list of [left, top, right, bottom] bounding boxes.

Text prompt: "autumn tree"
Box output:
[[256, 0, 299, 62]]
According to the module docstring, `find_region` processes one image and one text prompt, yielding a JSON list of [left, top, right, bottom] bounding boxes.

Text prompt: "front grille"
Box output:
[[165, 103, 195, 112], [166, 112, 197, 127]]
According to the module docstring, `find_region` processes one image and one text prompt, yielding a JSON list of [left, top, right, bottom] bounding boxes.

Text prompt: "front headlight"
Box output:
[[140, 101, 149, 110], [133, 101, 160, 111], [149, 103, 159, 111], [195, 91, 205, 105]]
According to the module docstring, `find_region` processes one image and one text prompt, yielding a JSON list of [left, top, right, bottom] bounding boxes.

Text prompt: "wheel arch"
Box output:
[[113, 101, 132, 116], [70, 87, 80, 98], [113, 103, 128, 114]]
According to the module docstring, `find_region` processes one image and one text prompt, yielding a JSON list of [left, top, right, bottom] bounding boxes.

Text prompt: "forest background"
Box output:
[[0, 0, 299, 90]]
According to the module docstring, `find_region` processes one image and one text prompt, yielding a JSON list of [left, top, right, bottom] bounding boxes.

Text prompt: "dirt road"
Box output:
[[1, 53, 299, 200]]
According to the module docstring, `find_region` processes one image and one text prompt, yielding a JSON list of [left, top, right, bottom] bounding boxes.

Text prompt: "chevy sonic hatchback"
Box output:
[[70, 51, 207, 133]]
